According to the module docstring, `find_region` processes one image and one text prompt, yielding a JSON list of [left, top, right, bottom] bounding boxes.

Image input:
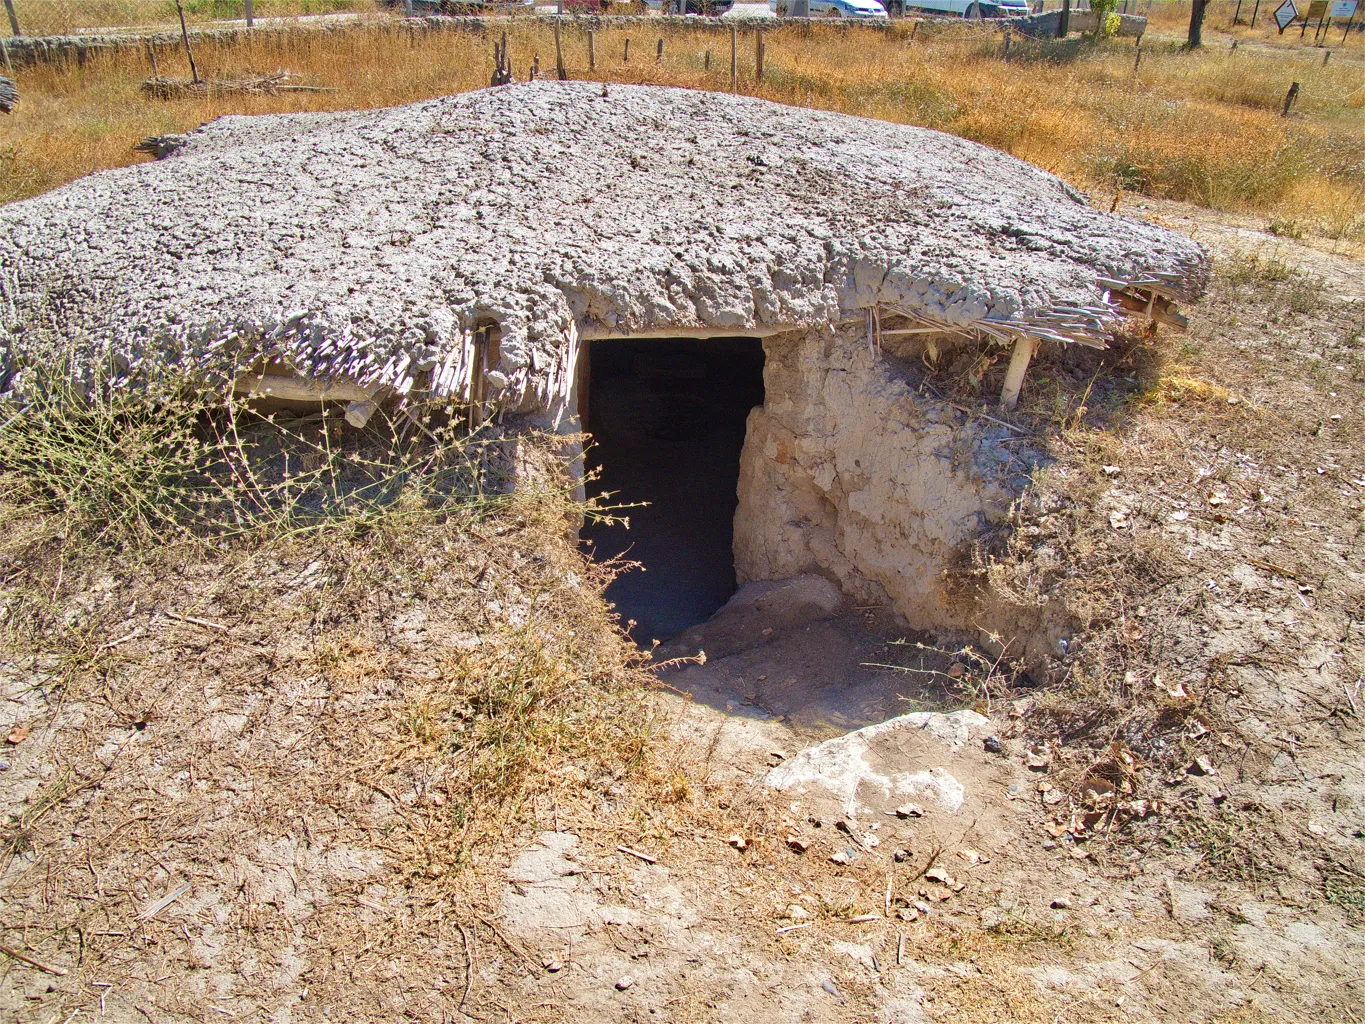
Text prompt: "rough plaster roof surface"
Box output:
[[0, 81, 1207, 411]]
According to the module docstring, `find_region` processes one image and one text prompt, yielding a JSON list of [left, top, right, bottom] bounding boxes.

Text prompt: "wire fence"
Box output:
[[3, 0, 1362, 41], [2, 1, 383, 38]]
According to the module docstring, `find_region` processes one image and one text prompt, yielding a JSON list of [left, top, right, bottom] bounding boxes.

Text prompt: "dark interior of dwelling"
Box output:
[[580, 337, 766, 646]]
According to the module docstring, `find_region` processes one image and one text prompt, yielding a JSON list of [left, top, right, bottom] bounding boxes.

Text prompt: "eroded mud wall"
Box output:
[[733, 327, 1034, 631]]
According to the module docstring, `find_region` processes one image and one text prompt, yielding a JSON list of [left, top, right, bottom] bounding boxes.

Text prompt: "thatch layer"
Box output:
[[0, 82, 1206, 413]]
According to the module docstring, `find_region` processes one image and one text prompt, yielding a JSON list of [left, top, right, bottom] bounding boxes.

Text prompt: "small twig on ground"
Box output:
[[136, 881, 190, 921], [477, 916, 540, 969], [0, 943, 67, 975], [910, 846, 942, 883], [616, 845, 657, 864], [163, 610, 228, 632], [775, 922, 811, 934], [458, 923, 474, 1011]]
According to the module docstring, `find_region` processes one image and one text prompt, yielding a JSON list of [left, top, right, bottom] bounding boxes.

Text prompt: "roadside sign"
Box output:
[[1331, 0, 1357, 16], [1274, 0, 1299, 29]]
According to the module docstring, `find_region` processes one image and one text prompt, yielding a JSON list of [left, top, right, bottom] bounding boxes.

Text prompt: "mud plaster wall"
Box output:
[[732, 327, 1034, 631]]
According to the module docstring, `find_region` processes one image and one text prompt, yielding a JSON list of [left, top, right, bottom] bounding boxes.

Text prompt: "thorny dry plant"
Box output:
[[0, 374, 679, 1016], [947, 248, 1365, 891]]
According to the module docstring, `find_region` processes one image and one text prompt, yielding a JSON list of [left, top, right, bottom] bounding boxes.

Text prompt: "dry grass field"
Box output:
[[4, 16, 1365, 249]]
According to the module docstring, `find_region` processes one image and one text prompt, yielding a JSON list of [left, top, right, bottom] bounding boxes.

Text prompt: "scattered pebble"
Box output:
[[893, 849, 909, 863], [1050, 896, 1072, 909], [894, 803, 925, 819], [913, 900, 932, 915], [821, 979, 842, 999], [786, 836, 811, 853], [543, 959, 562, 973], [983, 735, 1002, 753], [727, 834, 748, 850], [615, 976, 634, 991]]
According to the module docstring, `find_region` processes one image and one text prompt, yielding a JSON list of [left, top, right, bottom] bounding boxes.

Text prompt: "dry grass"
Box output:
[[4, 18, 1365, 245], [6, 0, 378, 37]]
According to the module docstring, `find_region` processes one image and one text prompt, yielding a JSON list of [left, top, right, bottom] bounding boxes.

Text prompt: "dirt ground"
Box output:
[[3, 199, 1365, 1022]]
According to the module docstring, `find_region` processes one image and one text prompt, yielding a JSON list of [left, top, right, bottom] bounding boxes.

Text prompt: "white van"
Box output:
[[908, 0, 1030, 15]]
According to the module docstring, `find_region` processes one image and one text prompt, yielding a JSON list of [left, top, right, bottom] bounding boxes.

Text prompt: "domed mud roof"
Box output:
[[0, 81, 1207, 413]]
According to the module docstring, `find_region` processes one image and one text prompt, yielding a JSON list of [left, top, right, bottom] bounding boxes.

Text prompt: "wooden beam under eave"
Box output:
[[999, 335, 1037, 411]]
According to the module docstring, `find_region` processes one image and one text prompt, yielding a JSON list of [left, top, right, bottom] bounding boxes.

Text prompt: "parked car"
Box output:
[[683, 0, 735, 14], [809, 0, 888, 16], [378, 0, 534, 12]]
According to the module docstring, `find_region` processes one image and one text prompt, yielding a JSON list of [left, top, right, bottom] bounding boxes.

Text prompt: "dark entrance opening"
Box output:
[[581, 337, 766, 645]]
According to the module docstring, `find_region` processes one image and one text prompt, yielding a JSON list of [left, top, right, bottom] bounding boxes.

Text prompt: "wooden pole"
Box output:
[[1250, 0, 1260, 26], [588, 29, 595, 69], [3, 0, 18, 36], [999, 337, 1037, 411], [657, 37, 664, 62], [1232, 0, 1242, 24], [755, 29, 764, 82], [624, 37, 630, 62], [1282, 80, 1299, 116], [555, 21, 566, 79], [0, 39, 10, 73], [705, 49, 711, 70], [245, 0, 254, 28], [1058, 0, 1070, 37], [173, 0, 200, 84], [730, 25, 737, 90], [147, 41, 159, 78]]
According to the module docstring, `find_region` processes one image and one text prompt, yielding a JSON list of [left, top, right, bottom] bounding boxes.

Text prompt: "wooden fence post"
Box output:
[[657, 37, 664, 62], [173, 0, 201, 84], [730, 25, 738, 90], [1058, 0, 1070, 37], [1282, 80, 1299, 116], [245, 0, 254, 28], [705, 49, 711, 70], [756, 28, 764, 81], [588, 29, 595, 69], [555, 21, 566, 79], [4, 0, 20, 36], [624, 37, 630, 62]]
